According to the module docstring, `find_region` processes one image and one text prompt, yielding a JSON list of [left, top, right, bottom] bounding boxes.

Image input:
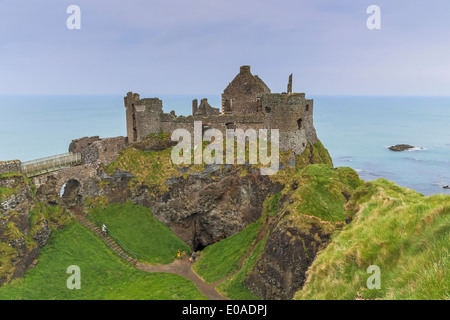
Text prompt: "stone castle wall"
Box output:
[[124, 92, 316, 154], [124, 92, 141, 142], [69, 136, 127, 166], [0, 160, 22, 175], [124, 66, 318, 155]]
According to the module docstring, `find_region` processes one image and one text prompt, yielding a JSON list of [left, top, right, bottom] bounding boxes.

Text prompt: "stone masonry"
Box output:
[[125, 65, 318, 155], [0, 160, 22, 175]]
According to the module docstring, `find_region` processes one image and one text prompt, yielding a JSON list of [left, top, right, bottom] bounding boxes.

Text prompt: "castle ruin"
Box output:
[[124, 66, 318, 155]]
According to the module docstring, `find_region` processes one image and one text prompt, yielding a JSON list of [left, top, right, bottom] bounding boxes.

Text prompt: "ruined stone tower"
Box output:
[[124, 66, 317, 155], [124, 93, 163, 142], [221, 65, 271, 115]]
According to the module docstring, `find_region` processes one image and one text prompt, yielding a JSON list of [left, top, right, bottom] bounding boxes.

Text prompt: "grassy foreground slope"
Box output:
[[89, 201, 190, 264], [295, 179, 450, 300], [0, 222, 206, 300]]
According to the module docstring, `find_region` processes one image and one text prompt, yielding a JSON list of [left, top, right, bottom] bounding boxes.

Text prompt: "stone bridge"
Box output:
[[1, 135, 128, 202]]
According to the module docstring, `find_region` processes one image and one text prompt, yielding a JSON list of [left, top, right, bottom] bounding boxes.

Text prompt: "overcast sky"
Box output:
[[1, 0, 449, 95]]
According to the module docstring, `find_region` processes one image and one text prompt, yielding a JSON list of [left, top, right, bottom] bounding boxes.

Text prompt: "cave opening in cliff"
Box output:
[[193, 238, 207, 252]]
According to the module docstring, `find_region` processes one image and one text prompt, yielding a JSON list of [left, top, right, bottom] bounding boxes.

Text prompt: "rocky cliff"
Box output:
[[0, 173, 71, 286], [244, 165, 363, 299], [137, 164, 283, 250]]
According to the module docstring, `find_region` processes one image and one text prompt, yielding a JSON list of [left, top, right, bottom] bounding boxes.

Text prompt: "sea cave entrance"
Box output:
[[192, 238, 208, 252]]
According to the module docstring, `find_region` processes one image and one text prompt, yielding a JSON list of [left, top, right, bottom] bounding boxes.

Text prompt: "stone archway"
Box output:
[[60, 179, 82, 209]]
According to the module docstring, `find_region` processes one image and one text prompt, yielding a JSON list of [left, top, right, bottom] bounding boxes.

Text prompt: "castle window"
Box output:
[[297, 118, 303, 130], [225, 122, 235, 130], [131, 104, 138, 141], [306, 104, 310, 111], [256, 99, 262, 112], [202, 124, 211, 135], [265, 106, 271, 113]]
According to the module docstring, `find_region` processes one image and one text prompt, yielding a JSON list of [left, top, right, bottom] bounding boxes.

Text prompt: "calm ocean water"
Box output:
[[0, 95, 449, 196]]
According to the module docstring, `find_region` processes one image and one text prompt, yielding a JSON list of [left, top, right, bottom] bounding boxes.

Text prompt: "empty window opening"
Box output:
[[225, 122, 235, 130], [202, 124, 211, 135], [132, 104, 138, 141]]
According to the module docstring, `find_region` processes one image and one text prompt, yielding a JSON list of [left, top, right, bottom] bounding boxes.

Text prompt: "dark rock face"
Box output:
[[36, 175, 59, 205], [96, 169, 135, 204], [1, 175, 33, 228], [389, 144, 414, 152], [245, 214, 334, 300], [132, 165, 283, 250]]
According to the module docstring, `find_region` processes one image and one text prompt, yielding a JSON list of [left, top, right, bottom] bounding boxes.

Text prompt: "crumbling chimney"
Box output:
[[192, 99, 198, 115], [240, 65, 251, 74], [287, 73, 293, 94]]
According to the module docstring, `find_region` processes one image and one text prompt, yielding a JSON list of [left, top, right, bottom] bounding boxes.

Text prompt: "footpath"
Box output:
[[72, 209, 227, 300]]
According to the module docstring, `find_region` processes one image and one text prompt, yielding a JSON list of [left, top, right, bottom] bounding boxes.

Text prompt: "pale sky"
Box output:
[[1, 0, 450, 95]]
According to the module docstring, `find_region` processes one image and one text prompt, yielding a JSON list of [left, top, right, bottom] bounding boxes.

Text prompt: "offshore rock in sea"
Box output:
[[389, 144, 414, 152]]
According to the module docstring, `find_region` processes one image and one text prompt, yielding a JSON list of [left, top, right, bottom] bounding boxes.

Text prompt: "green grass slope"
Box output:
[[89, 201, 190, 264], [216, 234, 268, 300], [295, 179, 450, 300], [192, 220, 263, 284], [0, 222, 206, 300], [282, 164, 363, 224]]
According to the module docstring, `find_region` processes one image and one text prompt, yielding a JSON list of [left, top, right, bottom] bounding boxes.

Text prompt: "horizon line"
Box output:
[[1, 93, 450, 97]]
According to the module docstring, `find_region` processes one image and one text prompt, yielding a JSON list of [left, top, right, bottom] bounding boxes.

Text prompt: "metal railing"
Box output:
[[85, 213, 140, 260], [21, 152, 82, 177]]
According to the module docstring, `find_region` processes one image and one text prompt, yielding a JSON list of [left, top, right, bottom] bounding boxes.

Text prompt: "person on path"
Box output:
[[191, 251, 196, 263], [177, 250, 181, 259], [102, 224, 107, 235]]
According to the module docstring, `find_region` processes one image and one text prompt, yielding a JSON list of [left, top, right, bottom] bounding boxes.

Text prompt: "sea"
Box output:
[[0, 95, 449, 196]]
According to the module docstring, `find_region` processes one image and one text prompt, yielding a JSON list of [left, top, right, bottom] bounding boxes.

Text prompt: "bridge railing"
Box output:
[[21, 152, 82, 177]]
